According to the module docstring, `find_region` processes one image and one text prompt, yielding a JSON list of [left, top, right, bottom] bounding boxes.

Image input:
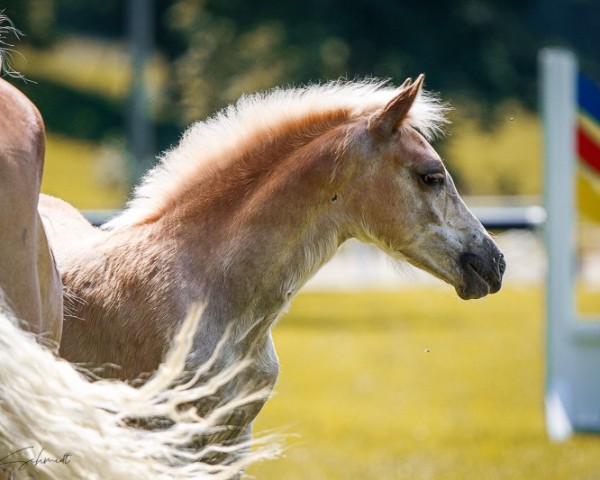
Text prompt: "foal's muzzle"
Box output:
[[456, 241, 506, 300]]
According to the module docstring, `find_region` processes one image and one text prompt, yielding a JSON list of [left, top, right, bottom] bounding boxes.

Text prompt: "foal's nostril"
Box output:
[[485, 237, 506, 279], [497, 253, 506, 276]]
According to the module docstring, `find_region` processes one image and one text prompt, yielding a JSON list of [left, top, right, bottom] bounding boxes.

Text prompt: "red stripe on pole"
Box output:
[[578, 127, 600, 174]]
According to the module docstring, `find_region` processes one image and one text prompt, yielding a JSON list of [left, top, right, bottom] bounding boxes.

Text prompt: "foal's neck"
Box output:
[[166, 125, 349, 341]]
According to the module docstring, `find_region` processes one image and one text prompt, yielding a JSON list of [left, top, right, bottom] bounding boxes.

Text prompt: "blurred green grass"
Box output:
[[248, 288, 600, 479]]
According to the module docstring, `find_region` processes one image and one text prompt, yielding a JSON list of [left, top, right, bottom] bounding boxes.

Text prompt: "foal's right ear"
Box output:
[[368, 74, 424, 139]]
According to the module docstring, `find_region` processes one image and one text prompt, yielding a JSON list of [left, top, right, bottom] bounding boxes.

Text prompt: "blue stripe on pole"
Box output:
[[578, 73, 600, 122]]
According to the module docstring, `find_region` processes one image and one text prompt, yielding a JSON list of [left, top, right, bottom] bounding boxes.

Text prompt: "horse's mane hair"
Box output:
[[105, 80, 449, 230]]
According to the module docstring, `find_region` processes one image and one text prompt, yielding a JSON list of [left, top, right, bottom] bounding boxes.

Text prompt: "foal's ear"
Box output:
[[369, 74, 424, 138], [399, 77, 413, 89]]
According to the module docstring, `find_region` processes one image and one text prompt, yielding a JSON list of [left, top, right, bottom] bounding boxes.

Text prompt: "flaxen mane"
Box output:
[[105, 81, 448, 230]]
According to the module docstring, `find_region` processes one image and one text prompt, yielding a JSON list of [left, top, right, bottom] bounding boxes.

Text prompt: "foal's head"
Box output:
[[341, 75, 505, 299]]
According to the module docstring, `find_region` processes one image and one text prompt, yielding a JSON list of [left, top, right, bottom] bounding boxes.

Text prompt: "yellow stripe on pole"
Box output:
[[577, 166, 600, 223]]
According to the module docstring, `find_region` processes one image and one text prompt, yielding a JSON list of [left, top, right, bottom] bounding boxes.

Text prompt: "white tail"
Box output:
[[0, 13, 24, 79], [0, 295, 278, 479]]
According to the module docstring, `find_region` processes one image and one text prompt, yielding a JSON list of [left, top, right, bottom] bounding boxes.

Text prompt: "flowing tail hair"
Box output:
[[0, 294, 279, 479], [0, 12, 24, 80]]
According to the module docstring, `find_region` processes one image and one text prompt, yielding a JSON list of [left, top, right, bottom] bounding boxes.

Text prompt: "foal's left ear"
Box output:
[[369, 74, 424, 139]]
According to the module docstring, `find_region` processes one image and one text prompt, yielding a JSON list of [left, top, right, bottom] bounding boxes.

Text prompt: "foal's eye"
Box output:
[[421, 172, 445, 187]]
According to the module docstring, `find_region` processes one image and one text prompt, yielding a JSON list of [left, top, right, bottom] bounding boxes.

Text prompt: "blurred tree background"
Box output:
[[1, 0, 599, 205]]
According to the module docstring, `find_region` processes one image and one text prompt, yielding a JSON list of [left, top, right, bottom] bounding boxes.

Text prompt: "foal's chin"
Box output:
[[455, 281, 493, 300]]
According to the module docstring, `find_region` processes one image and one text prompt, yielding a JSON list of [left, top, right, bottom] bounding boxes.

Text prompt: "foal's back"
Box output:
[[40, 196, 189, 378], [38, 194, 107, 267]]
